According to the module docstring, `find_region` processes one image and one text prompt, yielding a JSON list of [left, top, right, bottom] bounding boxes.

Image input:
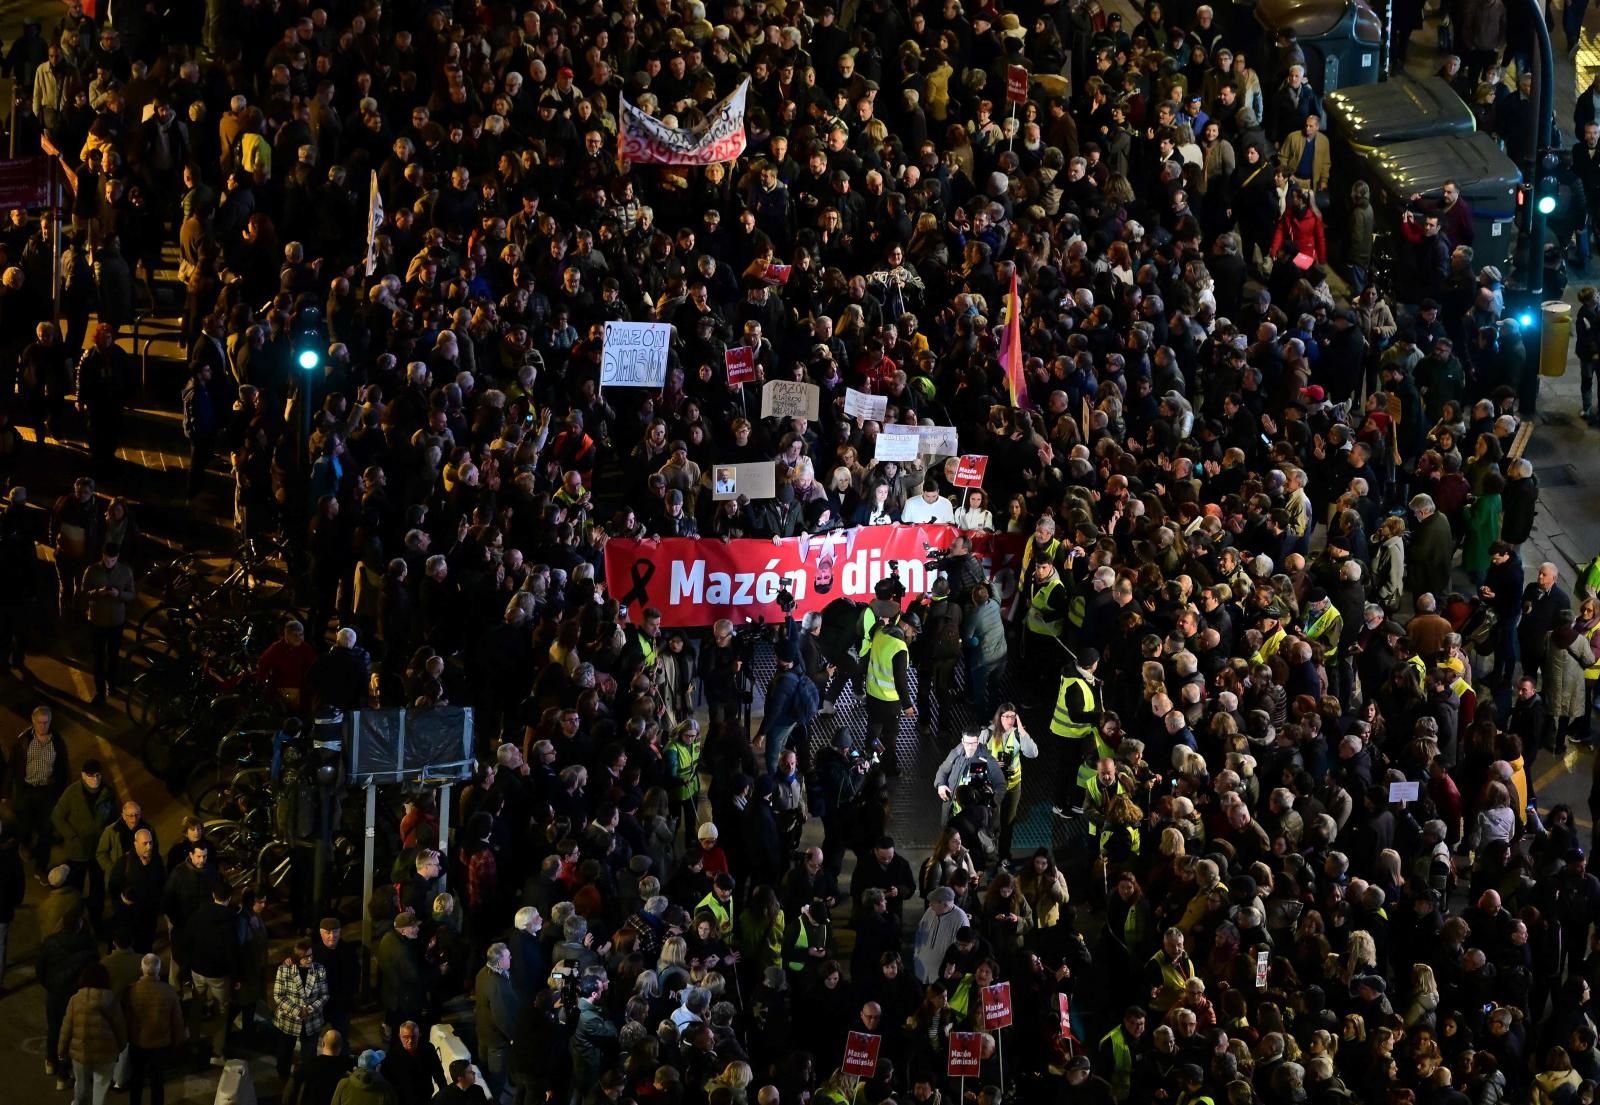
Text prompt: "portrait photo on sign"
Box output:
[[714, 466, 738, 496]]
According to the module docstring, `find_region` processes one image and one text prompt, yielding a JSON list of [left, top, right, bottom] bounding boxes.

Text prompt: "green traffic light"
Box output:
[[298, 349, 321, 370], [1537, 194, 1557, 215]]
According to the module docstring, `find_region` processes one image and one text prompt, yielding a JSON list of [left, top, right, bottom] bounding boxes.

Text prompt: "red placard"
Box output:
[[1006, 65, 1029, 104], [725, 345, 756, 385], [954, 455, 989, 487], [842, 1032, 881, 1076], [764, 262, 792, 284], [980, 981, 1013, 1029], [1057, 994, 1071, 1038], [947, 1031, 983, 1077], [0, 157, 54, 210]]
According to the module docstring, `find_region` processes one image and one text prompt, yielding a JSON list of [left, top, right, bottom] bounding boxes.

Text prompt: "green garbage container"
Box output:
[[1255, 0, 1382, 95], [1367, 131, 1523, 272], [1327, 76, 1476, 156]]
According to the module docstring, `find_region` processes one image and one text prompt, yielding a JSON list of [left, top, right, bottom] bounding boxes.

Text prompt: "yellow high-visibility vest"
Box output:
[[1026, 576, 1065, 637], [865, 632, 907, 703], [1050, 675, 1097, 739]]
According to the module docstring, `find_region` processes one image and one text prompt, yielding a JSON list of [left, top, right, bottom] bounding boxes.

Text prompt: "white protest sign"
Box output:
[[600, 321, 673, 389], [920, 426, 961, 457], [844, 387, 888, 421], [1388, 780, 1420, 803], [875, 433, 921, 462], [711, 462, 778, 501], [760, 379, 820, 420]]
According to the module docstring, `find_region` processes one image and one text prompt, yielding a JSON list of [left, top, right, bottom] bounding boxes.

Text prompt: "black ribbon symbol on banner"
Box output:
[[619, 558, 656, 611]]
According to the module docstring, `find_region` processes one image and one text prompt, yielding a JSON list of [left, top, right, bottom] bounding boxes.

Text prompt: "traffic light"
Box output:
[[1535, 151, 1561, 216], [294, 304, 327, 373]]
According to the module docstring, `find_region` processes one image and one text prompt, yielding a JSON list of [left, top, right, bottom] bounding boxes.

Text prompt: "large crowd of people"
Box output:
[[4, 1, 1600, 1105]]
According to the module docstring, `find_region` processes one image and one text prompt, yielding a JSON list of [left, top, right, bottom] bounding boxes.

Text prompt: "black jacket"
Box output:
[[183, 900, 242, 978]]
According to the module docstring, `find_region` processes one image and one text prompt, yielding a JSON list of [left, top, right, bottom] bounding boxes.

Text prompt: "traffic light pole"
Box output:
[[1523, 0, 1556, 302]]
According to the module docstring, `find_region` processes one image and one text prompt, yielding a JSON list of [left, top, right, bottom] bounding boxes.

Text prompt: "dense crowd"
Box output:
[[4, 2, 1600, 1105]]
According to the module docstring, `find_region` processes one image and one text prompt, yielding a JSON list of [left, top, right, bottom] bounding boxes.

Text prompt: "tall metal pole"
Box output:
[[1379, 0, 1393, 80], [360, 779, 377, 1001], [1525, 0, 1556, 301]]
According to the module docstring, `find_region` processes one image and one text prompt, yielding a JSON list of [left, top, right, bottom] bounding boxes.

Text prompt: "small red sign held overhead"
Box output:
[[948, 1032, 983, 1077], [842, 1032, 881, 1077], [725, 346, 756, 385], [954, 455, 989, 487], [1006, 65, 1029, 103], [980, 981, 1013, 1029]]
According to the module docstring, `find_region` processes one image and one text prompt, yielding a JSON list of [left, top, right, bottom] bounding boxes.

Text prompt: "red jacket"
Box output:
[[1271, 206, 1328, 264]]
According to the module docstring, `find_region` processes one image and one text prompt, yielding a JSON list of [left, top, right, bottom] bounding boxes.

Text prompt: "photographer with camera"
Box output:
[[757, 619, 823, 775], [933, 730, 1006, 850]]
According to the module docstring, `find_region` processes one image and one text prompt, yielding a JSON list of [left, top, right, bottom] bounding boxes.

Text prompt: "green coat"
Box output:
[[330, 1068, 400, 1105], [1459, 493, 1502, 575], [52, 780, 119, 864]]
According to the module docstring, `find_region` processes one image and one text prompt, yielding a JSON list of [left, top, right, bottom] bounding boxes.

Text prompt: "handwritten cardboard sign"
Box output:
[[844, 387, 888, 421], [761, 379, 820, 420], [874, 432, 921, 462], [600, 321, 672, 388]]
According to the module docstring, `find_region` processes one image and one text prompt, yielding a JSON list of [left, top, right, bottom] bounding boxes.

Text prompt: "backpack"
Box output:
[[791, 671, 822, 724]]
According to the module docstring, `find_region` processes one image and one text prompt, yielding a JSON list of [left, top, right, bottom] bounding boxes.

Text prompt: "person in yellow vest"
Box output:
[[696, 873, 736, 937], [1395, 635, 1427, 691], [1050, 648, 1104, 810], [1096, 1005, 1147, 1104], [864, 613, 919, 777], [666, 719, 703, 841], [1142, 928, 1196, 1014], [983, 703, 1038, 860], [1021, 558, 1072, 690], [1175, 1062, 1214, 1105], [1249, 605, 1288, 666], [781, 899, 831, 979], [624, 606, 665, 685], [1302, 587, 1348, 702]]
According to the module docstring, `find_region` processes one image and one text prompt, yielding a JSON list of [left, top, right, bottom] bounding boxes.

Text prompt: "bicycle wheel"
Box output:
[[203, 821, 259, 889], [255, 840, 294, 892], [136, 604, 200, 665], [191, 765, 272, 820]]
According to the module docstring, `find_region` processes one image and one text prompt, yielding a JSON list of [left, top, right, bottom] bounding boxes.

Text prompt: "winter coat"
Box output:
[[1502, 474, 1540, 544], [375, 930, 429, 1016], [962, 596, 1008, 664], [330, 1068, 400, 1105], [1271, 205, 1328, 263], [1460, 493, 1503, 575], [125, 975, 186, 1049], [273, 961, 330, 1037], [1373, 535, 1406, 613], [59, 985, 127, 1066], [1543, 632, 1595, 720], [52, 780, 119, 864]]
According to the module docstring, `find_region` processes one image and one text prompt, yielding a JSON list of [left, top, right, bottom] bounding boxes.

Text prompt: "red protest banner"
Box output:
[[1006, 65, 1029, 103], [980, 981, 1013, 1029], [604, 526, 1027, 628], [725, 345, 756, 385], [842, 1032, 881, 1077], [947, 1032, 983, 1077], [764, 262, 792, 284], [954, 455, 989, 487]]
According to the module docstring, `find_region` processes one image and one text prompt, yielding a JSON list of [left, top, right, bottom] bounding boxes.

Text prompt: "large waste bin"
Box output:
[[1254, 0, 1382, 95], [1366, 131, 1523, 272], [1327, 76, 1476, 155], [1542, 301, 1572, 377]]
